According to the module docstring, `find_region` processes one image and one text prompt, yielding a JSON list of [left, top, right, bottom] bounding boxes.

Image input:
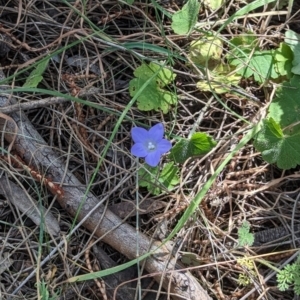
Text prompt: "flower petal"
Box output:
[[157, 139, 172, 154], [131, 127, 148, 143], [149, 123, 164, 142], [145, 151, 161, 167], [131, 143, 148, 157]]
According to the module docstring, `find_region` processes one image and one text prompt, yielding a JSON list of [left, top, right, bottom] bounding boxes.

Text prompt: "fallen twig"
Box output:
[[0, 73, 212, 300]]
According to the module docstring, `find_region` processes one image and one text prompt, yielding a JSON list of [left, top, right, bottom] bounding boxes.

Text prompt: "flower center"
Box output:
[[147, 141, 156, 151]]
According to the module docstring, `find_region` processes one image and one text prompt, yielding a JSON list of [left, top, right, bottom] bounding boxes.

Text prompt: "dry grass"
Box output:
[[0, 0, 300, 299]]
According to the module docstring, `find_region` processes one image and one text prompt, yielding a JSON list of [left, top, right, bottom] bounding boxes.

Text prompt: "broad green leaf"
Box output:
[[171, 0, 200, 35], [129, 62, 177, 113], [189, 36, 223, 69], [138, 162, 179, 195], [273, 43, 293, 78], [228, 38, 293, 82], [133, 61, 175, 86], [267, 117, 283, 138], [268, 76, 300, 131], [170, 132, 216, 164], [256, 75, 300, 170], [228, 49, 278, 83], [254, 118, 300, 169], [23, 58, 50, 88], [274, 43, 293, 62], [285, 30, 300, 75]]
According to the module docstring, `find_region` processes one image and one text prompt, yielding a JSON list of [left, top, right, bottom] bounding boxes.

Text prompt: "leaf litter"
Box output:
[[0, 1, 299, 299]]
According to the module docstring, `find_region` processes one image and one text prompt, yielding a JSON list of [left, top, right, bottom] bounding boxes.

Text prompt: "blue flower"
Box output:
[[131, 123, 172, 167]]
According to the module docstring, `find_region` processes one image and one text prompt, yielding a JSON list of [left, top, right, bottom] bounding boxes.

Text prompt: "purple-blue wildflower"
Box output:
[[131, 123, 172, 167]]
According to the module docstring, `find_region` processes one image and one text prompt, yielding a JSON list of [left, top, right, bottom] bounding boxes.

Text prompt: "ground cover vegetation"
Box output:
[[0, 0, 300, 299]]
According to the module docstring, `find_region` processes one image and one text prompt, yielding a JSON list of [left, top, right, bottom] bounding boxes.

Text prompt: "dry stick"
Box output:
[[0, 92, 212, 300], [0, 111, 18, 165], [0, 88, 102, 114], [0, 97, 68, 114]]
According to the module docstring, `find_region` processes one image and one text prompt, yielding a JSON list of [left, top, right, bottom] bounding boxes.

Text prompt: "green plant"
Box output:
[[277, 255, 300, 295], [238, 221, 254, 247], [37, 280, 59, 300], [171, 0, 200, 35], [129, 62, 177, 113], [138, 162, 179, 195], [254, 75, 300, 169]]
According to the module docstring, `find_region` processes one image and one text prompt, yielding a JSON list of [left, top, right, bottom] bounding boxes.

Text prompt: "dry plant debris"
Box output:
[[0, 0, 299, 299]]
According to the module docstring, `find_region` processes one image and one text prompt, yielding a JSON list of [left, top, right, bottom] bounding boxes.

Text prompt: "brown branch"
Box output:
[[0, 97, 68, 113], [0, 81, 212, 300], [0, 176, 60, 236]]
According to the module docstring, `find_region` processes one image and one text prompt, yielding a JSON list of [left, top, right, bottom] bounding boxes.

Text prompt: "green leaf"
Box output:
[[267, 117, 284, 138], [228, 49, 278, 83], [230, 34, 258, 50], [277, 264, 296, 291], [273, 43, 293, 78], [133, 61, 175, 86], [129, 62, 177, 114], [170, 132, 216, 164], [171, 0, 200, 35], [23, 58, 50, 88], [268, 76, 300, 131], [138, 162, 179, 195], [238, 221, 254, 247], [285, 30, 300, 75], [227, 36, 292, 82], [254, 118, 300, 169], [188, 36, 223, 69]]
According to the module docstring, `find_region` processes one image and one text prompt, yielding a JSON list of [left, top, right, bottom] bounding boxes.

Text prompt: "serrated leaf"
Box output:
[[268, 76, 300, 131], [138, 162, 179, 195], [170, 132, 216, 164], [171, 0, 200, 35], [129, 62, 177, 113], [254, 119, 300, 170], [133, 61, 175, 86], [189, 36, 223, 69], [254, 76, 300, 169], [285, 30, 300, 75], [23, 58, 50, 88]]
